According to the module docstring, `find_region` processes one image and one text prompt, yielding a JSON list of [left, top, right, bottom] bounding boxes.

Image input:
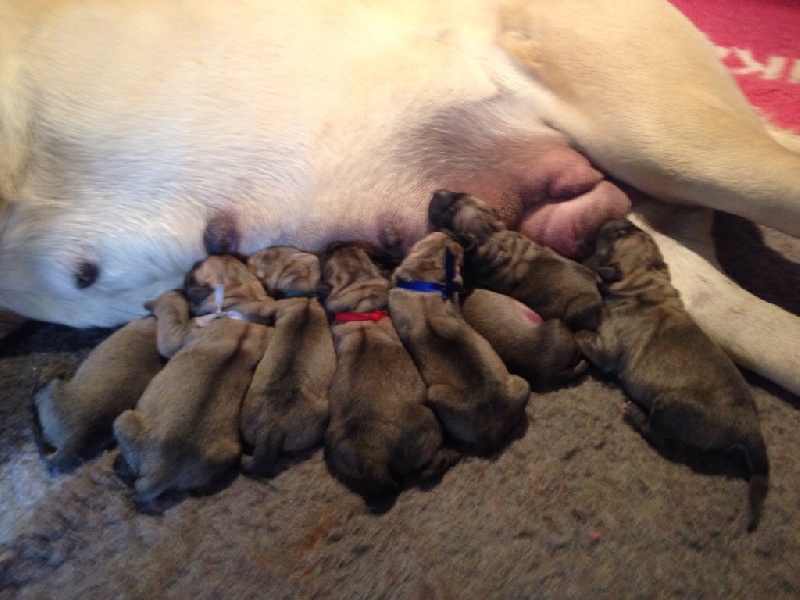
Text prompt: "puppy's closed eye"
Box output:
[[184, 272, 213, 306]]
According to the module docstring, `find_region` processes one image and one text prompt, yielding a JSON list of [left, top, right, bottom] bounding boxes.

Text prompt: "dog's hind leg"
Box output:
[[244, 430, 285, 477], [630, 200, 800, 397], [499, 0, 800, 236]]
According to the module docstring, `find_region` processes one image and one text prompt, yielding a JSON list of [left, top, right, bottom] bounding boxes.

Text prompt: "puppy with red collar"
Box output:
[[320, 243, 458, 496]]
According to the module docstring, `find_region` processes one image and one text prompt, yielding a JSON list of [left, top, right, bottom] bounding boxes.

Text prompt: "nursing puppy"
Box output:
[[240, 246, 336, 476], [429, 190, 602, 331], [32, 316, 164, 472], [113, 255, 275, 506], [321, 243, 458, 495], [390, 232, 530, 453], [577, 219, 770, 532], [460, 289, 588, 387]]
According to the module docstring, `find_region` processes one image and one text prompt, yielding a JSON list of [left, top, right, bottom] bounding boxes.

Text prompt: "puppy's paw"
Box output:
[[622, 401, 648, 431], [564, 293, 602, 331], [146, 290, 186, 314], [113, 451, 137, 485]]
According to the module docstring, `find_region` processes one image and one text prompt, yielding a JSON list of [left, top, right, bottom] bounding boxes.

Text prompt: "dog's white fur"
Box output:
[[1, 0, 799, 394]]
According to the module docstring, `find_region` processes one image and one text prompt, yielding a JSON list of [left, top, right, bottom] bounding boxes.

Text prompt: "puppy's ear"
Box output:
[[597, 264, 622, 283], [437, 227, 476, 252], [317, 281, 333, 303]]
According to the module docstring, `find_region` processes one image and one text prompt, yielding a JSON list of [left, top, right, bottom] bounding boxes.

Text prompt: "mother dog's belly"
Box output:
[[0, 0, 632, 327]]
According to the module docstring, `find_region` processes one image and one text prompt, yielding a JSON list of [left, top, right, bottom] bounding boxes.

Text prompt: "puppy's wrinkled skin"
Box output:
[[240, 247, 336, 476], [390, 232, 530, 453], [460, 289, 588, 387], [577, 219, 770, 532], [32, 317, 164, 472], [113, 256, 275, 506], [429, 191, 603, 330], [321, 244, 458, 495]]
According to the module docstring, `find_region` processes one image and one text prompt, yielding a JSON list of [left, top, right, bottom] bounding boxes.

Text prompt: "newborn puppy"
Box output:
[[577, 219, 770, 532], [428, 190, 602, 330], [32, 316, 164, 472], [240, 246, 336, 476], [460, 289, 588, 387], [321, 242, 458, 495], [390, 232, 530, 453], [113, 255, 275, 506]]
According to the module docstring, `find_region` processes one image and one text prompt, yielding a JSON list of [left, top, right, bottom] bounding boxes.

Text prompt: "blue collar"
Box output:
[[396, 247, 458, 300], [281, 290, 318, 299]]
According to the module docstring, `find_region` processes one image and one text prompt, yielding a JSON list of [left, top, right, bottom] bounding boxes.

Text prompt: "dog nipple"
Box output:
[[203, 210, 241, 255], [74, 261, 100, 289]]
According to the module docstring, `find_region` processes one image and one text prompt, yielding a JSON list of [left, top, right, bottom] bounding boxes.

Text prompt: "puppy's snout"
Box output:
[[428, 189, 463, 228]]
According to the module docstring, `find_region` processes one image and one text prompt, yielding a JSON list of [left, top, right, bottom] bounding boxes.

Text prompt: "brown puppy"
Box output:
[[577, 219, 770, 532], [321, 243, 458, 496], [113, 255, 275, 506], [460, 289, 588, 387], [32, 316, 164, 472], [428, 190, 602, 331], [240, 246, 336, 476], [390, 232, 530, 454]]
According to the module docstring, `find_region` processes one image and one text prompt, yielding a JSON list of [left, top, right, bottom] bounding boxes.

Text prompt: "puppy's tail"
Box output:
[[740, 432, 770, 533]]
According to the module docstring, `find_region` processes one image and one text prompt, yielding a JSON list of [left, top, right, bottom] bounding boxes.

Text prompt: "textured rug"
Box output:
[[668, 0, 800, 129], [2, 2, 800, 599]]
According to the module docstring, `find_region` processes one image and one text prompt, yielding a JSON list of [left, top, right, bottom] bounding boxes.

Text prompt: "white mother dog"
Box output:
[[1, 0, 799, 395]]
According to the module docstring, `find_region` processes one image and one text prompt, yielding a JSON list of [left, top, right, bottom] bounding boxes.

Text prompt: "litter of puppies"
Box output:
[[30, 191, 770, 530]]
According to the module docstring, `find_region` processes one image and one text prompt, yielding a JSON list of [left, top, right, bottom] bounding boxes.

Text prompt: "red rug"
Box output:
[[668, 0, 800, 131]]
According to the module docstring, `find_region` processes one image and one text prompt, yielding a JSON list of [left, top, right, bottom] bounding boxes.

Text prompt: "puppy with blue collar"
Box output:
[[390, 232, 530, 454]]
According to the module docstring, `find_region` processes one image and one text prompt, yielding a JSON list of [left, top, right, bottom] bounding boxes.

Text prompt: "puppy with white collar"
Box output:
[[113, 255, 275, 506], [321, 243, 458, 496], [240, 246, 336, 476]]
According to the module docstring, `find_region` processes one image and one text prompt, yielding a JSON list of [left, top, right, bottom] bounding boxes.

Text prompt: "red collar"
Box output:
[[333, 310, 390, 323]]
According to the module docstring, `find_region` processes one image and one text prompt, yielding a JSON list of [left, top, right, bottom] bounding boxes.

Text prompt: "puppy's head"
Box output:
[[585, 219, 668, 283], [319, 242, 391, 313], [248, 246, 320, 297], [184, 255, 268, 314], [391, 232, 465, 292], [427, 189, 506, 248]]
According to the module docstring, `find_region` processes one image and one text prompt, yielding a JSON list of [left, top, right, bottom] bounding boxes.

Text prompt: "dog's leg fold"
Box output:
[[630, 201, 800, 397], [502, 0, 800, 237], [0, 309, 28, 339]]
